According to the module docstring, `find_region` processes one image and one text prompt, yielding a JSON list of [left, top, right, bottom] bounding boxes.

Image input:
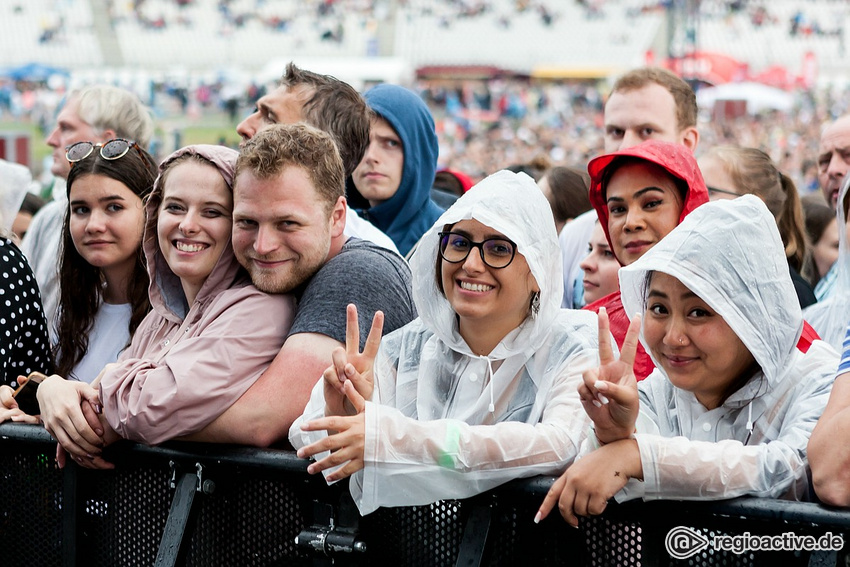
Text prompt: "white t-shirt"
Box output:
[[69, 302, 132, 383]]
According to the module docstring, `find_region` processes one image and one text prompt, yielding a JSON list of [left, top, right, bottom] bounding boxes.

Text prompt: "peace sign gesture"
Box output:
[[322, 304, 384, 417], [578, 307, 641, 444]]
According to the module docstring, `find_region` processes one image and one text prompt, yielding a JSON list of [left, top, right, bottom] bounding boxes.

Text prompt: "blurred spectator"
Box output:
[[12, 192, 46, 246], [537, 165, 592, 234], [802, 194, 840, 289]]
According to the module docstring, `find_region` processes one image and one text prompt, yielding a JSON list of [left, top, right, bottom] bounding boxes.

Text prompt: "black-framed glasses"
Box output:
[[66, 139, 141, 163], [707, 186, 743, 198], [438, 231, 517, 269]]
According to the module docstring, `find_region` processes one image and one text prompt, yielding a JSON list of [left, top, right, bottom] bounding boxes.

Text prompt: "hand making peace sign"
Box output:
[[322, 304, 384, 417], [578, 307, 641, 445]]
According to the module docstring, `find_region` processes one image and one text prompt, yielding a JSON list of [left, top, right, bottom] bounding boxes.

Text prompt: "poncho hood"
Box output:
[[588, 139, 709, 264], [362, 84, 442, 255], [144, 144, 243, 322], [409, 169, 562, 359], [619, 195, 802, 387]]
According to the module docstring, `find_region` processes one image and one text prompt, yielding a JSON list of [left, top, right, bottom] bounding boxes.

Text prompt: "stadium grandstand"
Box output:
[[0, 0, 848, 88]]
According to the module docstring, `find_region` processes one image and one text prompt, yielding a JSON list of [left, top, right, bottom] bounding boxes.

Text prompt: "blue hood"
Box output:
[[362, 84, 442, 255]]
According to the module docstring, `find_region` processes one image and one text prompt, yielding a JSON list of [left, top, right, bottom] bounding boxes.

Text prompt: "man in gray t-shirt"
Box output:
[[190, 124, 416, 447], [289, 238, 414, 346]]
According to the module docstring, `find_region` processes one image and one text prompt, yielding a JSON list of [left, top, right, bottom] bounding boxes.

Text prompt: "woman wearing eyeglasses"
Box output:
[[35, 145, 296, 465], [291, 170, 600, 516]]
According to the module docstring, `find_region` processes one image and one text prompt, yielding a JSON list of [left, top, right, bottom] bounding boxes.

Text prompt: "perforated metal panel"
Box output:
[[0, 449, 63, 567], [79, 462, 172, 566], [361, 500, 466, 565], [184, 474, 310, 566]]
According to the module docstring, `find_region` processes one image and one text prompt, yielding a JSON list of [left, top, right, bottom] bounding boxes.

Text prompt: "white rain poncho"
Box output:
[[615, 195, 837, 502], [290, 170, 600, 515], [804, 175, 850, 353]]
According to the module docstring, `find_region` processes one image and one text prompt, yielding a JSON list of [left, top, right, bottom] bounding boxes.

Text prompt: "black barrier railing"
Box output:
[[2, 421, 849, 566]]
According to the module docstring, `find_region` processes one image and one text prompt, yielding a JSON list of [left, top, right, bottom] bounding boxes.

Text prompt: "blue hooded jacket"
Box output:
[[360, 84, 443, 256]]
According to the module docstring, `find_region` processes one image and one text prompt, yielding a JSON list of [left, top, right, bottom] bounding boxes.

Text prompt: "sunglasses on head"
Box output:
[[65, 139, 142, 164]]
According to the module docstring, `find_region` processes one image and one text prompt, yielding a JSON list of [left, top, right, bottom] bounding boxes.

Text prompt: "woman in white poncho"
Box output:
[[291, 170, 600, 516], [537, 195, 837, 527]]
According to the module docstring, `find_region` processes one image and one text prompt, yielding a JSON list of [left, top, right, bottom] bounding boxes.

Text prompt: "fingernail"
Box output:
[[570, 522, 579, 529], [592, 400, 602, 408], [307, 464, 316, 474], [86, 453, 95, 459], [345, 365, 354, 376], [96, 404, 103, 414], [533, 512, 542, 524], [296, 449, 305, 459], [95, 429, 103, 436], [599, 394, 609, 405], [594, 380, 607, 391]]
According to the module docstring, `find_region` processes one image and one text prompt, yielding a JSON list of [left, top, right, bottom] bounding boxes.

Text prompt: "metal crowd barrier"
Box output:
[[2, 422, 850, 566]]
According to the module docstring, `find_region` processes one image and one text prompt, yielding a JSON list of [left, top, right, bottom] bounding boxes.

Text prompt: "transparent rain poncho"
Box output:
[[291, 170, 601, 515], [804, 175, 850, 353], [614, 195, 837, 502]]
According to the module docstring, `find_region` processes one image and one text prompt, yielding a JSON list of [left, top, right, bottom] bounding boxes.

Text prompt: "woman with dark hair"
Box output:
[[291, 170, 600, 516], [538, 197, 836, 526], [55, 139, 157, 382], [583, 140, 709, 380], [802, 196, 839, 289]]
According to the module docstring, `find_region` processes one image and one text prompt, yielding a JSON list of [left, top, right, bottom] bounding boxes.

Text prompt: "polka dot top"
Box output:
[[0, 237, 53, 388]]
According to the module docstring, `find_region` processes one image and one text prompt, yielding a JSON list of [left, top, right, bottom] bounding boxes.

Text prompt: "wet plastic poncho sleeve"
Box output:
[[615, 343, 835, 502]]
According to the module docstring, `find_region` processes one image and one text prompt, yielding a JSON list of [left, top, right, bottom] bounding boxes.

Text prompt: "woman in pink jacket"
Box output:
[[36, 145, 295, 465]]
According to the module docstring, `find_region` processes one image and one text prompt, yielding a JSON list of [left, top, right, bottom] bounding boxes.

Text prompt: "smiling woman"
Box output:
[[582, 139, 709, 380], [36, 145, 297, 466], [537, 196, 837, 527], [291, 170, 602, 516]]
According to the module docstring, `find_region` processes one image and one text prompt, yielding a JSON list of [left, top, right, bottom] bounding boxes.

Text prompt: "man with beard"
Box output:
[[188, 124, 416, 446]]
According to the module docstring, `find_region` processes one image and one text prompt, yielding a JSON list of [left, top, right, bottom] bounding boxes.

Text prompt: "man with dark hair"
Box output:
[[603, 66, 699, 153], [187, 124, 416, 446], [236, 63, 397, 253]]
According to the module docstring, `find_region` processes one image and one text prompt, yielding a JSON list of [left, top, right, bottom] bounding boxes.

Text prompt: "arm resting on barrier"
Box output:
[[809, 371, 850, 507]]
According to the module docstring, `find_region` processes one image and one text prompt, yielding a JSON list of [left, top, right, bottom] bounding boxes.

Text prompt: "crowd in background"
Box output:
[[3, 74, 850, 196]]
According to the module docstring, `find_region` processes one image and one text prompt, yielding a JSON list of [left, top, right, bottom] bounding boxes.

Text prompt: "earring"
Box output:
[[530, 291, 541, 320]]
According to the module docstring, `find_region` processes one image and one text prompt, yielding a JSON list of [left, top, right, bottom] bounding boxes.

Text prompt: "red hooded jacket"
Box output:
[[583, 140, 709, 380]]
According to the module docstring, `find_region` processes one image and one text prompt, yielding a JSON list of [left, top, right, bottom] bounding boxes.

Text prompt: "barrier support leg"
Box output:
[[154, 471, 200, 567], [455, 503, 493, 567]]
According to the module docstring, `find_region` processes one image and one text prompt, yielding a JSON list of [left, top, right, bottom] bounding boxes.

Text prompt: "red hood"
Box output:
[[587, 139, 709, 265]]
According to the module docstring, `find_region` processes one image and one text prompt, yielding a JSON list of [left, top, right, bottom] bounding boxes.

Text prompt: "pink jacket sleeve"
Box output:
[[100, 288, 295, 444]]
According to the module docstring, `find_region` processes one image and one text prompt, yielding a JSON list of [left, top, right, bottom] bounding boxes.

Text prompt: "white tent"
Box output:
[[696, 82, 795, 114]]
